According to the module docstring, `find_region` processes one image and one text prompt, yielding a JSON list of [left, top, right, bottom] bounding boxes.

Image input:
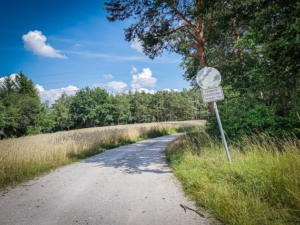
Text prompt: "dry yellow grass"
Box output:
[[0, 121, 205, 189]]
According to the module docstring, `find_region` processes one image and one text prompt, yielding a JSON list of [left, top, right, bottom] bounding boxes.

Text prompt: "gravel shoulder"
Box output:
[[0, 134, 211, 225]]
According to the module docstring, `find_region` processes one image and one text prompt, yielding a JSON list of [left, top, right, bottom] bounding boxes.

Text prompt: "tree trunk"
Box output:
[[280, 89, 289, 117]]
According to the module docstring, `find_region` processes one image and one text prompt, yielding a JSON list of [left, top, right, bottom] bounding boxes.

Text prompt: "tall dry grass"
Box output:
[[166, 126, 300, 224], [0, 121, 205, 189]]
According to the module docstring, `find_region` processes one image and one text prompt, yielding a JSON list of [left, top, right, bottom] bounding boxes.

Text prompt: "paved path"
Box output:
[[0, 134, 210, 225]]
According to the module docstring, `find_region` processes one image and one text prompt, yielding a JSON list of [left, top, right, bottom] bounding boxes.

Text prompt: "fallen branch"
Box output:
[[180, 204, 205, 218]]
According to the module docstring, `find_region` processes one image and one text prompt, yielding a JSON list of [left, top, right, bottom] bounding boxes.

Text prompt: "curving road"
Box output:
[[0, 134, 210, 225]]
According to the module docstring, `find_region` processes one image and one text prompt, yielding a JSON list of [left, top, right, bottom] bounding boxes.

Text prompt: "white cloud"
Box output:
[[131, 68, 157, 89], [0, 74, 18, 87], [107, 81, 127, 92], [103, 74, 114, 79], [130, 66, 137, 75], [163, 88, 180, 92], [35, 84, 78, 103], [93, 83, 105, 88], [130, 38, 144, 53], [22, 30, 67, 58], [134, 88, 156, 94], [35, 84, 45, 92]]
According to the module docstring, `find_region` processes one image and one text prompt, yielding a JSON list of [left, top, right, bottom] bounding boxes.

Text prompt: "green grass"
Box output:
[[166, 126, 300, 225]]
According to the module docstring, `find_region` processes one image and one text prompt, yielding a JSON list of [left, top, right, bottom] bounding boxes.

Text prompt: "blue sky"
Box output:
[[0, 0, 191, 103]]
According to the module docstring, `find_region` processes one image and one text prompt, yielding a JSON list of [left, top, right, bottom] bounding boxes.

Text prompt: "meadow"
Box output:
[[0, 121, 205, 190], [166, 126, 300, 225]]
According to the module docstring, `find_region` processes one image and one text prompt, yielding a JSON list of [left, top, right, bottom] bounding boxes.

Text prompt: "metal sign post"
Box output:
[[196, 67, 232, 163], [213, 102, 232, 163]]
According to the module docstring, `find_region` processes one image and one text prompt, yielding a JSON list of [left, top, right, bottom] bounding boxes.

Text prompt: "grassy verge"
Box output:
[[166, 126, 300, 225], [0, 121, 205, 190]]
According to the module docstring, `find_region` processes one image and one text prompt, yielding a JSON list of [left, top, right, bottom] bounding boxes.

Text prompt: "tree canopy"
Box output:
[[105, 0, 300, 139], [105, 0, 218, 68]]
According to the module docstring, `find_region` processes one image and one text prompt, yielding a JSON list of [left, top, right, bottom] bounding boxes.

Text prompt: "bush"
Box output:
[[206, 90, 300, 140]]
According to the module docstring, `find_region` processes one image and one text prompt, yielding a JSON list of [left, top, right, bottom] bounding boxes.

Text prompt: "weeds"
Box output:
[[166, 126, 300, 225]]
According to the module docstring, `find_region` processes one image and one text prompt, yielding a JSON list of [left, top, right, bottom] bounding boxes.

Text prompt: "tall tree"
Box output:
[[0, 73, 43, 137], [104, 0, 228, 114], [113, 93, 132, 124], [105, 0, 217, 69], [52, 92, 73, 131], [69, 87, 113, 128]]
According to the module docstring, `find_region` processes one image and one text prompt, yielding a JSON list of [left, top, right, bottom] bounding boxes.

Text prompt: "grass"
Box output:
[[0, 121, 205, 190], [166, 126, 300, 225]]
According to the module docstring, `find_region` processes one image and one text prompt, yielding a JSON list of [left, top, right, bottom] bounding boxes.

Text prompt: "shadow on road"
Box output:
[[84, 135, 180, 175]]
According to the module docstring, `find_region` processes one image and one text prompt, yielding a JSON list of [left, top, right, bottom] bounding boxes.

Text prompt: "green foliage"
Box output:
[[69, 87, 114, 128], [0, 72, 43, 137], [113, 93, 132, 124], [0, 75, 207, 137], [51, 93, 73, 131], [206, 89, 300, 140], [197, 0, 300, 139], [40, 101, 56, 133], [105, 0, 213, 59]]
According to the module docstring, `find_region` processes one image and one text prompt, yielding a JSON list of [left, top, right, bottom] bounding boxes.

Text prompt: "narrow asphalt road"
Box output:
[[0, 134, 210, 225]]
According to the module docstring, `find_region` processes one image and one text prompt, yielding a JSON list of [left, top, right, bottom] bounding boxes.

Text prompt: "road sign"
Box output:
[[196, 68, 231, 162], [201, 86, 224, 103], [196, 67, 221, 89]]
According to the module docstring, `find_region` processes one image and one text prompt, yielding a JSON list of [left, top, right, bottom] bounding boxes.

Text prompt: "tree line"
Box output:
[[0, 73, 207, 138], [105, 0, 300, 139]]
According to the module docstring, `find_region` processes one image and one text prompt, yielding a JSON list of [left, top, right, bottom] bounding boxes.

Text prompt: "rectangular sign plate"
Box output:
[[201, 86, 224, 103]]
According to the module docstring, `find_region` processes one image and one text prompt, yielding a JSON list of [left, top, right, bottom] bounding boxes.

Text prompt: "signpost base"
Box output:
[[213, 102, 232, 163]]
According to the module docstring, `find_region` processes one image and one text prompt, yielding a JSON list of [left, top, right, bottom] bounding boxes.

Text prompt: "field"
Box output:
[[166, 126, 300, 225], [0, 121, 205, 190]]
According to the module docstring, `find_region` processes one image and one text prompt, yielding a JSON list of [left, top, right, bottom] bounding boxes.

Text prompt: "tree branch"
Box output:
[[186, 54, 200, 60], [168, 5, 198, 34], [188, 43, 199, 49], [155, 25, 190, 37], [187, 31, 201, 45]]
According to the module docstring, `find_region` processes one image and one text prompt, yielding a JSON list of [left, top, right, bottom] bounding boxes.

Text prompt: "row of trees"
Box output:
[[0, 73, 208, 137], [47, 86, 207, 132], [105, 0, 300, 139]]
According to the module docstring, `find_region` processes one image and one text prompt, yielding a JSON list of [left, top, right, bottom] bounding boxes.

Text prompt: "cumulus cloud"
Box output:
[[107, 81, 127, 92], [0, 74, 18, 87], [134, 88, 156, 94], [130, 38, 144, 53], [22, 30, 67, 58], [35, 84, 78, 103], [103, 74, 114, 79], [131, 68, 157, 89]]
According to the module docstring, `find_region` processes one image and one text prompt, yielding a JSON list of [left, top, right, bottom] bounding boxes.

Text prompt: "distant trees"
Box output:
[[0, 73, 206, 138], [113, 92, 132, 124], [69, 87, 114, 128], [0, 72, 43, 137], [51, 88, 207, 131]]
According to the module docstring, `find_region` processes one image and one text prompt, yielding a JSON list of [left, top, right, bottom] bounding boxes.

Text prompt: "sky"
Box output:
[[0, 0, 192, 104]]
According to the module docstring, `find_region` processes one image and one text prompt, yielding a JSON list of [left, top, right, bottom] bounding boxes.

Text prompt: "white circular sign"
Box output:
[[196, 67, 221, 89]]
